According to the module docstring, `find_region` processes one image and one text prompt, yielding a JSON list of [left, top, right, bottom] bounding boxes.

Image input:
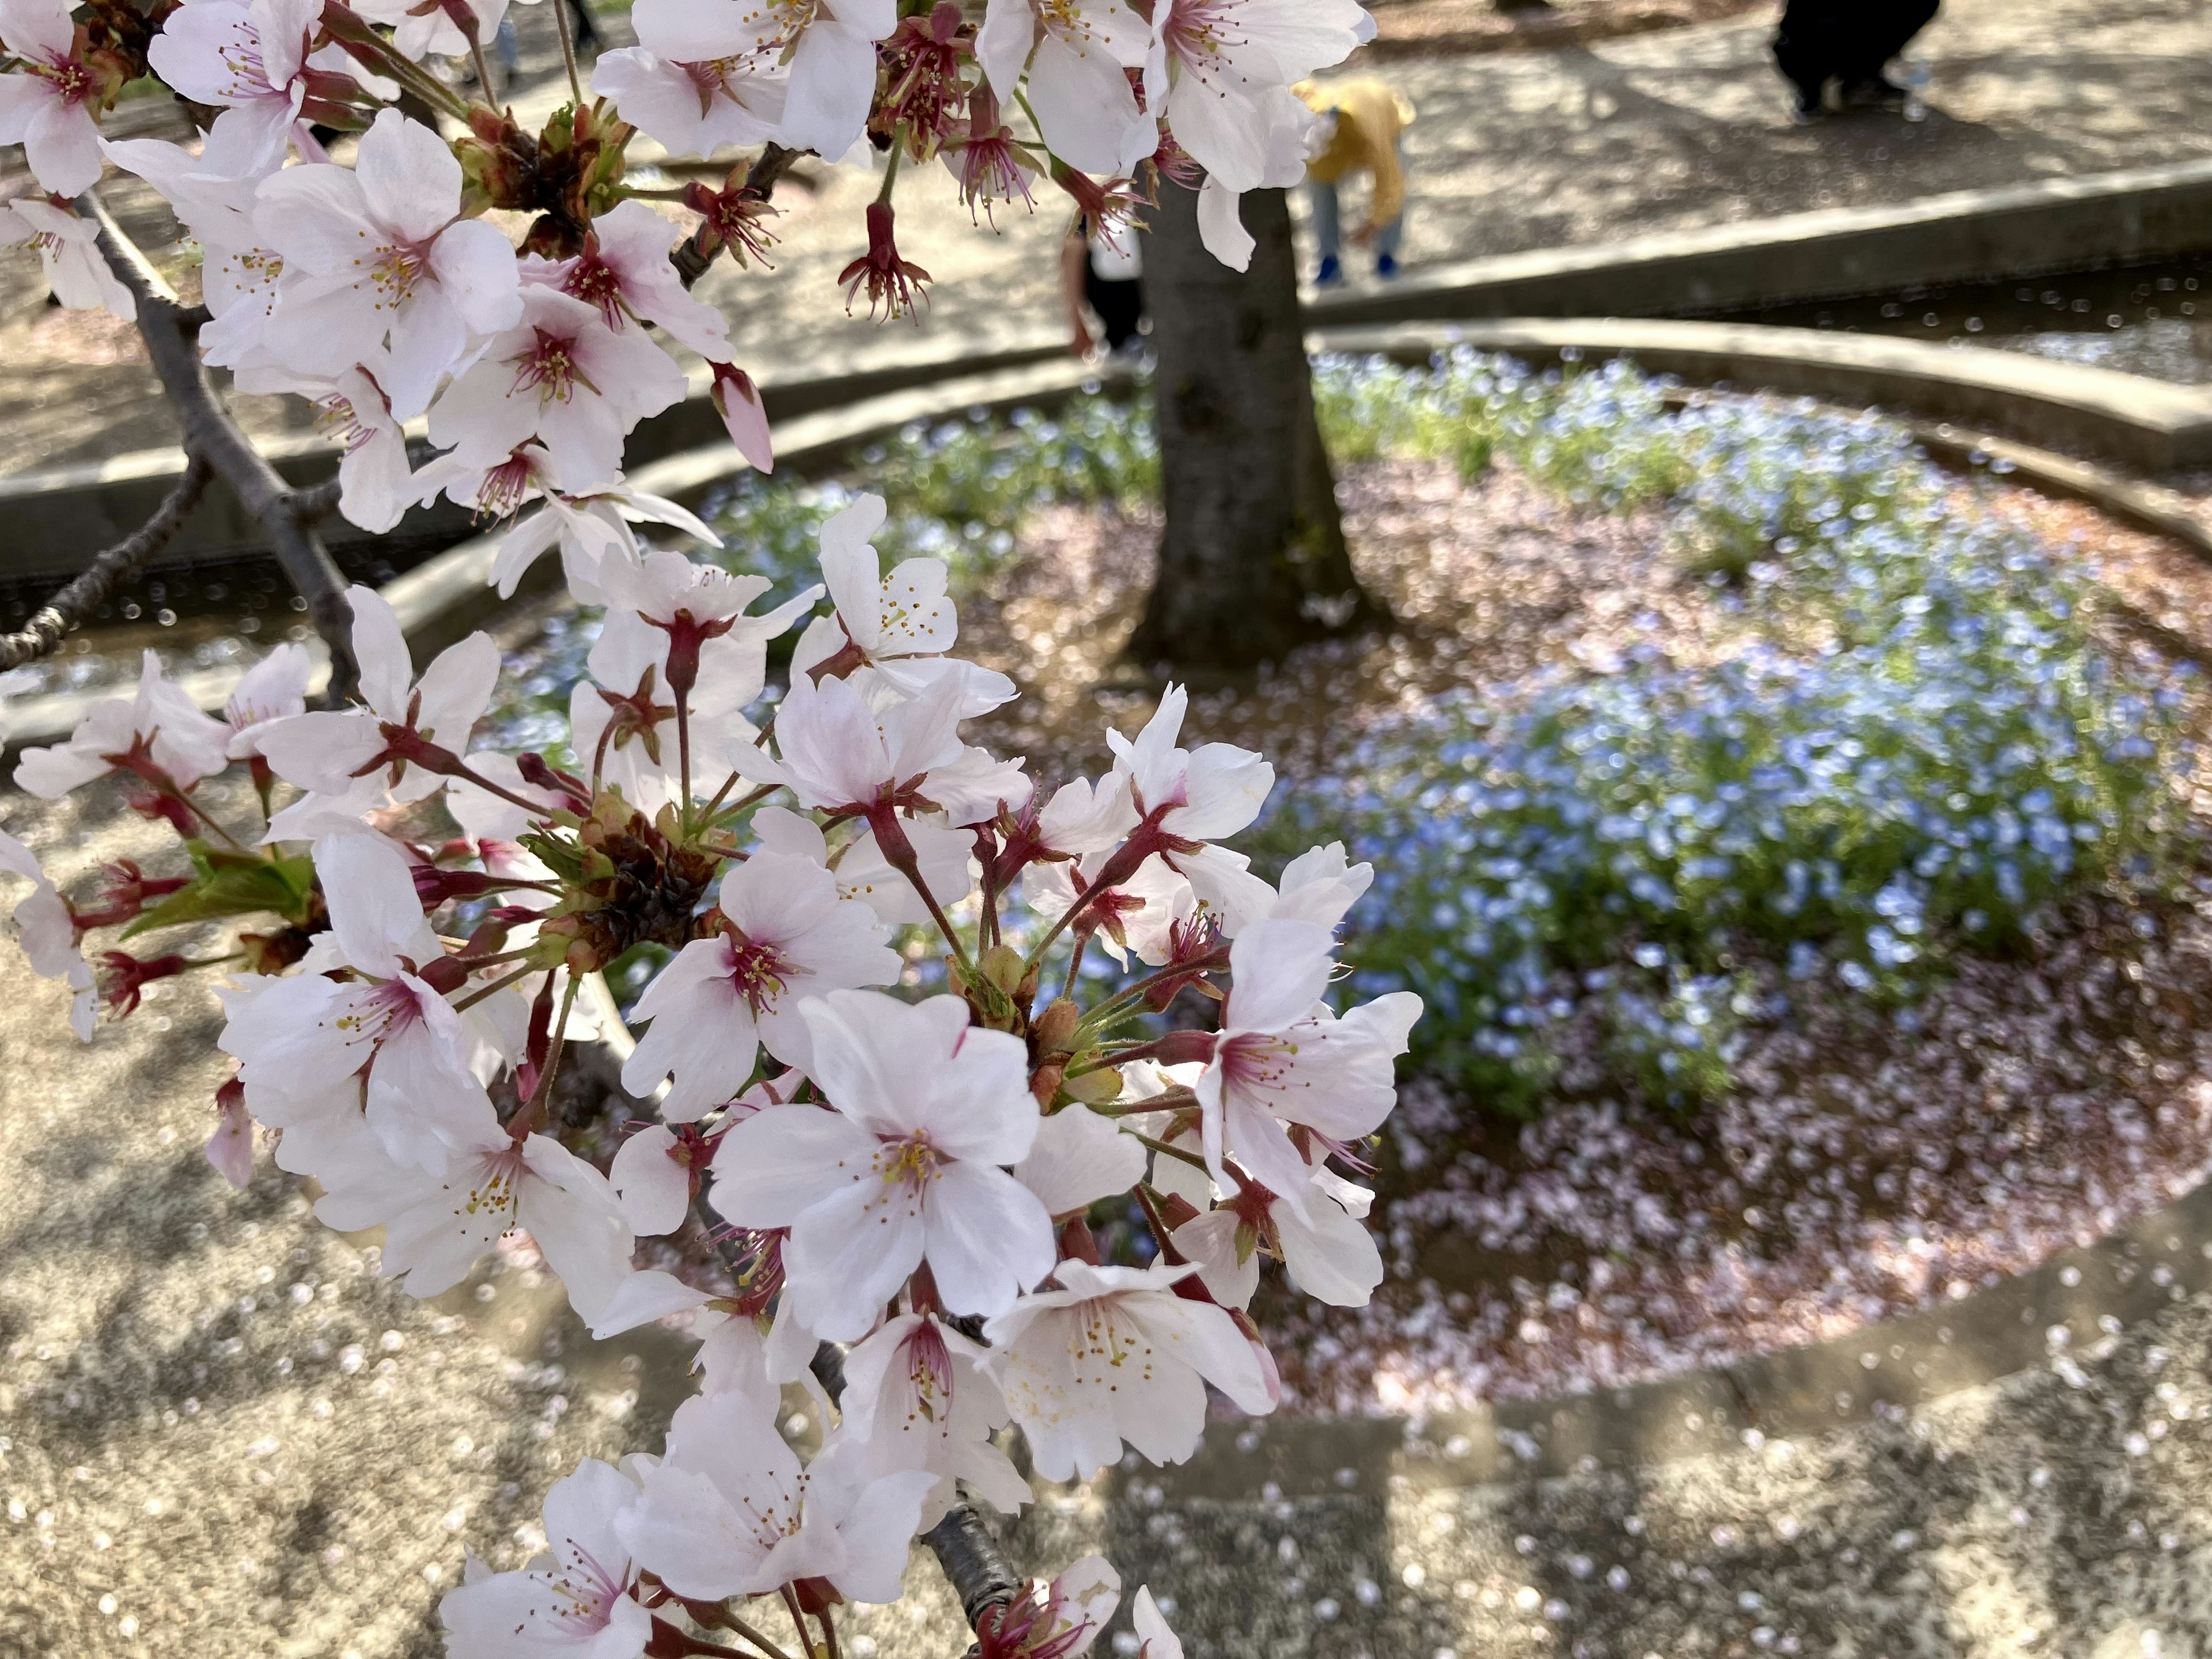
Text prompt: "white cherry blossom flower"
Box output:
[[1013, 1103, 1147, 1219], [0, 826, 93, 1038], [236, 358, 414, 532], [1142, 0, 1366, 268], [101, 137, 283, 366], [816, 1311, 1031, 1529], [982, 1257, 1274, 1482], [360, 1116, 638, 1321], [590, 4, 789, 161], [976, 0, 1152, 175], [1257, 840, 1372, 929], [1192, 916, 1421, 1216], [1171, 1162, 1381, 1309], [792, 497, 1014, 714], [1132, 1586, 1185, 1659], [255, 585, 499, 801], [146, 0, 322, 175], [521, 198, 730, 359], [14, 649, 231, 798], [733, 669, 1025, 828], [621, 850, 899, 1118], [221, 641, 313, 758], [0, 0, 107, 195], [1105, 683, 1276, 922], [429, 286, 687, 488], [751, 804, 974, 927], [252, 108, 524, 419], [217, 832, 498, 1173], [0, 195, 132, 319], [352, 0, 512, 60], [616, 1387, 936, 1604], [711, 990, 1054, 1339], [438, 1459, 653, 1659]]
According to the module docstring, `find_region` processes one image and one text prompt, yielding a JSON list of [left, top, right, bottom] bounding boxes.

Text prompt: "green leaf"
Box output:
[[123, 844, 319, 938]]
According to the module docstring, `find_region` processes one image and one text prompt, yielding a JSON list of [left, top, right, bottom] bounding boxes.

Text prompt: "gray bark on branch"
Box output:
[[0, 454, 214, 671], [84, 195, 362, 699]]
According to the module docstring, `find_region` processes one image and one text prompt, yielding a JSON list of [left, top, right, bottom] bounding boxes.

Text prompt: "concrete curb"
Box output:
[[1307, 156, 2212, 329], [0, 331, 1067, 585], [1316, 317, 2212, 472], [0, 355, 1116, 750]]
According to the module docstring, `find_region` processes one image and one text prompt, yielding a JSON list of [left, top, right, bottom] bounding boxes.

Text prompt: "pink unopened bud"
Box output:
[[709, 362, 773, 474], [207, 1077, 255, 1190]]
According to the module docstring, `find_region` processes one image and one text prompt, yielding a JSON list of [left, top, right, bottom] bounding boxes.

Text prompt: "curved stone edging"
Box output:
[[1307, 156, 2212, 331], [1316, 317, 2212, 473]]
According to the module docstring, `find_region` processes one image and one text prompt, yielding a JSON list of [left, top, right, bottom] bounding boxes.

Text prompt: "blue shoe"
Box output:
[[1375, 252, 1399, 281], [1315, 255, 1343, 287]]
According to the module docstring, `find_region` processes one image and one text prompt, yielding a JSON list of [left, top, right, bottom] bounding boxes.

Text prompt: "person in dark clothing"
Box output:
[[1773, 0, 1938, 120]]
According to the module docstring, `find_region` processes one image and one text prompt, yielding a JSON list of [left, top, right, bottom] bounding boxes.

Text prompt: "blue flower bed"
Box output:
[[1264, 350, 2194, 1113]]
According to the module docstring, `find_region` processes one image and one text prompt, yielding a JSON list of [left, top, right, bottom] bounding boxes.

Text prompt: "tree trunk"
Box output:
[[1128, 182, 1377, 673]]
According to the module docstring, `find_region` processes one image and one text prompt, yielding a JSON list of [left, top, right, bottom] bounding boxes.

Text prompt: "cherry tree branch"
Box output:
[[84, 195, 362, 699], [0, 454, 213, 669]]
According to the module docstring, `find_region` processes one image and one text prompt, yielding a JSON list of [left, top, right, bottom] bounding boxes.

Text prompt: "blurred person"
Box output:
[[1294, 77, 1415, 287], [1774, 0, 1939, 121], [1062, 221, 1146, 363]]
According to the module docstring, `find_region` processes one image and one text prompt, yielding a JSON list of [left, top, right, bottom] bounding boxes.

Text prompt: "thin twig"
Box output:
[[551, 0, 583, 103], [0, 455, 213, 669], [84, 196, 361, 699]]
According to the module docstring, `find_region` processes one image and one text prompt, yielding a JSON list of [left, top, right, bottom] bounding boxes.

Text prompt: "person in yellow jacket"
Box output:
[[1294, 77, 1416, 287]]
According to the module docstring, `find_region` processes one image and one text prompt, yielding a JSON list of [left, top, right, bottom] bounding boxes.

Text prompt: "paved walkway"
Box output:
[[2, 0, 2210, 478]]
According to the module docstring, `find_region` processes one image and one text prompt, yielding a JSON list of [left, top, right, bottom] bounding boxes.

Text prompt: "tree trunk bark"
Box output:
[[1128, 182, 1377, 673]]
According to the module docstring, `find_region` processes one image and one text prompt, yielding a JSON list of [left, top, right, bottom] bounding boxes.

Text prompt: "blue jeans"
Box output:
[[1308, 142, 1407, 265]]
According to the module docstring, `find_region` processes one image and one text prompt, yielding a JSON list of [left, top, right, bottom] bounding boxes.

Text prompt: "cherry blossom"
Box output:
[[0, 826, 94, 1037], [356, 1115, 637, 1321], [818, 1311, 1032, 1528], [1192, 916, 1422, 1214], [620, 850, 900, 1117], [428, 286, 688, 487], [590, 1, 790, 160], [1131, 1587, 1185, 1659], [438, 1459, 653, 1659], [1142, 0, 1368, 268], [236, 359, 414, 532], [982, 1257, 1275, 1482], [0, 0, 107, 195], [976, 0, 1152, 176], [751, 804, 974, 927], [255, 585, 499, 802], [217, 832, 497, 1174], [711, 990, 1054, 1339], [252, 107, 524, 419], [1171, 1162, 1383, 1309], [145, 0, 332, 175], [0, 195, 132, 319], [101, 137, 285, 366], [221, 642, 314, 758], [793, 494, 1015, 712], [1013, 1103, 1148, 1219], [522, 198, 732, 360], [14, 649, 232, 799], [616, 1387, 936, 1603]]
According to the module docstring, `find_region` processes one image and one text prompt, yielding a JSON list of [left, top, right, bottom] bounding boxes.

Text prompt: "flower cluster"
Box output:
[[0, 493, 1419, 1654]]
